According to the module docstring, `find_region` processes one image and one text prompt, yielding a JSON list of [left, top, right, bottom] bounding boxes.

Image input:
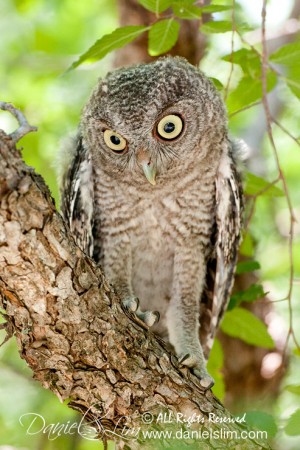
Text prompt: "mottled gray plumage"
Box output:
[[58, 56, 243, 389]]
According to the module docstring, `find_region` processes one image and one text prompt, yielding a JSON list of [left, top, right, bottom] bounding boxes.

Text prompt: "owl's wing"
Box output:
[[60, 136, 94, 258], [201, 145, 243, 358]]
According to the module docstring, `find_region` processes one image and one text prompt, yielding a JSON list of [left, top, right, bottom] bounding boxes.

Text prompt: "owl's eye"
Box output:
[[156, 114, 184, 140], [103, 129, 127, 153]]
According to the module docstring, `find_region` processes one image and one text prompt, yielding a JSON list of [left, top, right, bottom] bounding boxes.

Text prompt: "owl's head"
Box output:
[[81, 56, 227, 185]]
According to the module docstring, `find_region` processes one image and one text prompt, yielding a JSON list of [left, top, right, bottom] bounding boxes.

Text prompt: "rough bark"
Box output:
[[0, 117, 271, 450]]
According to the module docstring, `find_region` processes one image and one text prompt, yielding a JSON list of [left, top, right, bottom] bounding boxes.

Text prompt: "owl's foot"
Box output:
[[136, 309, 160, 327], [122, 297, 160, 327], [179, 353, 214, 390], [122, 296, 140, 312], [192, 367, 214, 390]]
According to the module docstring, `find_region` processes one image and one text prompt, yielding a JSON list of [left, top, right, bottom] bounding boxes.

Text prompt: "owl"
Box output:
[[58, 56, 243, 389]]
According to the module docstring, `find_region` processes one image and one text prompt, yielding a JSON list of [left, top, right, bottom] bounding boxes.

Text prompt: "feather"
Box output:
[[60, 136, 94, 258], [201, 141, 243, 358]]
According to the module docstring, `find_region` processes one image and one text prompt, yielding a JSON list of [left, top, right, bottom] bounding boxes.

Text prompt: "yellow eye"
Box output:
[[103, 129, 127, 153], [156, 114, 184, 140]]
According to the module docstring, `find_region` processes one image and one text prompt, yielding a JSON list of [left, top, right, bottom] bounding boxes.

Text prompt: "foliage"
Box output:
[[269, 41, 300, 99], [221, 307, 274, 348], [245, 411, 278, 438], [0, 0, 300, 449], [284, 409, 300, 436], [69, 26, 149, 70], [207, 338, 225, 400], [227, 283, 265, 309], [244, 172, 284, 197], [65, 0, 300, 108], [148, 18, 180, 55]]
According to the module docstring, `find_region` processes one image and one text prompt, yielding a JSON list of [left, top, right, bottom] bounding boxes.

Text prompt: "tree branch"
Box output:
[[0, 101, 37, 142], [0, 106, 270, 449]]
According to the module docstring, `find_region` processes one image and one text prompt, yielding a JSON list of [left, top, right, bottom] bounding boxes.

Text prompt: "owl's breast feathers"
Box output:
[[61, 134, 242, 358]]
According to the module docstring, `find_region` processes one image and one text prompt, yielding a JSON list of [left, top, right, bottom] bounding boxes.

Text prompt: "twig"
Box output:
[[228, 100, 261, 117], [244, 197, 256, 232], [236, 28, 280, 78], [224, 0, 236, 101], [255, 298, 288, 304], [244, 176, 281, 231], [244, 18, 300, 45], [0, 101, 37, 142], [232, 30, 300, 149], [261, 1, 299, 352], [272, 116, 300, 148]]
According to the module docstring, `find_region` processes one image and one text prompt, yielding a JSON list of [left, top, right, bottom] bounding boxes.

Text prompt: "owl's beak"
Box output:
[[142, 161, 156, 185], [137, 150, 156, 185]]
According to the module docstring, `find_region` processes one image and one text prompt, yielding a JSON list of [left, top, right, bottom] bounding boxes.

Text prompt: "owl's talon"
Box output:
[[178, 353, 198, 367], [153, 311, 160, 324], [122, 297, 140, 312], [122, 297, 160, 328], [192, 368, 215, 390], [179, 353, 214, 389], [178, 353, 191, 366], [136, 309, 160, 327]]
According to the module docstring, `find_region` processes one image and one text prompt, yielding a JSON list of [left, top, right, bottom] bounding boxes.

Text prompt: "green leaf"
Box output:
[[172, 3, 202, 19], [234, 284, 265, 302], [285, 409, 300, 436], [201, 20, 233, 33], [236, 22, 254, 32], [201, 20, 252, 34], [207, 338, 225, 401], [270, 41, 300, 66], [236, 260, 261, 274], [269, 42, 300, 99], [244, 172, 284, 197], [284, 65, 300, 99], [222, 48, 260, 78], [221, 307, 274, 348], [285, 385, 300, 395], [293, 348, 300, 357], [69, 26, 149, 70], [226, 72, 277, 114], [148, 19, 180, 56], [223, 48, 257, 65], [173, 2, 232, 19], [286, 76, 300, 99], [228, 284, 265, 310], [246, 411, 277, 438], [209, 77, 224, 91], [201, 5, 232, 13], [240, 232, 255, 257], [139, 0, 173, 14]]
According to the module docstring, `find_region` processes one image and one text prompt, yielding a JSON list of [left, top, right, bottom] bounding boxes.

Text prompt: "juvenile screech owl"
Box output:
[[58, 56, 242, 389]]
